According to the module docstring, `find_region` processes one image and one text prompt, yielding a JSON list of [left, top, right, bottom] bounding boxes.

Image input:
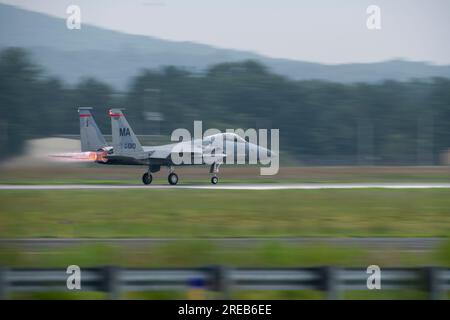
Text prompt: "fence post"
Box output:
[[210, 265, 232, 299], [321, 266, 340, 300], [0, 267, 8, 300], [424, 267, 442, 300], [103, 266, 121, 300]]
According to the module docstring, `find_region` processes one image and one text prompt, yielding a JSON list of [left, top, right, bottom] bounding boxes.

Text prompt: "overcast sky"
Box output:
[[1, 0, 449, 65]]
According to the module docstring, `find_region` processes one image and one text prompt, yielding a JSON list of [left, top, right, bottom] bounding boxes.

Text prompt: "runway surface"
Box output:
[[0, 237, 442, 251], [2, 183, 450, 190]]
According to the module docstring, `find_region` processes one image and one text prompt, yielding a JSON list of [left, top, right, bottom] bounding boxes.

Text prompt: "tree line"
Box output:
[[1, 47, 449, 164]]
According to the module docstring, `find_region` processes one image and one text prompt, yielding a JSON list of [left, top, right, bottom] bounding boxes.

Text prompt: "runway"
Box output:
[[0, 237, 442, 251], [1, 183, 450, 190]]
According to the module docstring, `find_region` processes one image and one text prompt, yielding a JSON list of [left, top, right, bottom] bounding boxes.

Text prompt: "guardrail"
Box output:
[[0, 266, 449, 299]]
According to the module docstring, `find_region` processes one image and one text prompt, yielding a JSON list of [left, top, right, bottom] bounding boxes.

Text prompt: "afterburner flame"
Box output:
[[95, 150, 108, 163], [49, 151, 108, 163]]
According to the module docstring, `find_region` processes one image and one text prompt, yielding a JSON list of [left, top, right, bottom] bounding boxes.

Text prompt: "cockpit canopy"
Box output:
[[203, 132, 246, 144]]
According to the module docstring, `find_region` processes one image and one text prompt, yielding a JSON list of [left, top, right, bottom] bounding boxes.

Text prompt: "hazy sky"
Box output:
[[1, 0, 449, 64]]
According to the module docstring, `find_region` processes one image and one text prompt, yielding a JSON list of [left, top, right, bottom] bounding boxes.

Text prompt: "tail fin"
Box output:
[[78, 107, 108, 152], [109, 108, 145, 156]]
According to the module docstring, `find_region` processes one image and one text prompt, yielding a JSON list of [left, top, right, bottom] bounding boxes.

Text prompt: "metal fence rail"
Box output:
[[0, 266, 449, 299]]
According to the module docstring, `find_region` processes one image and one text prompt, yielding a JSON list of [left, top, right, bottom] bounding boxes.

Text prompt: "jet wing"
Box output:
[[144, 141, 204, 159]]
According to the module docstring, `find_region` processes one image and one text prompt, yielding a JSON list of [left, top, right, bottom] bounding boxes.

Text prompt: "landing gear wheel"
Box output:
[[142, 172, 153, 185], [168, 172, 179, 185], [211, 176, 219, 185]]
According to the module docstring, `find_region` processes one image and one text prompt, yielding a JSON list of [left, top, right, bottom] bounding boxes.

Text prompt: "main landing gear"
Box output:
[[142, 164, 221, 185], [142, 172, 153, 185], [167, 166, 179, 185], [142, 167, 179, 185], [168, 172, 179, 185]]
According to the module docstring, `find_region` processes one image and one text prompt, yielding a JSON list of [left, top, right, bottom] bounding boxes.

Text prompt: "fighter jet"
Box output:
[[73, 107, 274, 185]]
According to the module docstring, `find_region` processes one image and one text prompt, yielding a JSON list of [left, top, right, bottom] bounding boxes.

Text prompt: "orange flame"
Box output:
[[49, 151, 108, 163]]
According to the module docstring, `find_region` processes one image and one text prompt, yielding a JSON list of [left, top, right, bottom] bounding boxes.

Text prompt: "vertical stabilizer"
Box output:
[[78, 107, 108, 152], [109, 108, 145, 156]]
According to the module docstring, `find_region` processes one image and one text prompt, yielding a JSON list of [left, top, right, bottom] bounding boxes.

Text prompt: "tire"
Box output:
[[211, 176, 219, 184], [168, 172, 179, 185], [142, 172, 152, 185]]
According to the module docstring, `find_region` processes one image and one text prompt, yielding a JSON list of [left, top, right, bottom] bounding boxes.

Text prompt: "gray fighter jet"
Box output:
[[76, 107, 274, 185]]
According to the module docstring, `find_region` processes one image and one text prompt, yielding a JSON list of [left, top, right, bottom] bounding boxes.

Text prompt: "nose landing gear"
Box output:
[[210, 162, 222, 185], [142, 172, 153, 185]]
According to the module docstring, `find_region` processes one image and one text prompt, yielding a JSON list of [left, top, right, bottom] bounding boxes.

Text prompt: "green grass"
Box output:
[[0, 165, 449, 185], [1, 187, 448, 299], [0, 242, 372, 268], [0, 189, 449, 238]]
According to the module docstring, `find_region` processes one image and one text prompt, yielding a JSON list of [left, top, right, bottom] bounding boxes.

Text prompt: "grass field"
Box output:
[[1, 166, 450, 185], [1, 183, 449, 299], [1, 189, 449, 238], [3, 241, 449, 268]]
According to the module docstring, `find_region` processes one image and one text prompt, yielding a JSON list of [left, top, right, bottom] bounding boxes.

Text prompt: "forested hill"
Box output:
[[1, 3, 450, 89], [1, 48, 450, 165]]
